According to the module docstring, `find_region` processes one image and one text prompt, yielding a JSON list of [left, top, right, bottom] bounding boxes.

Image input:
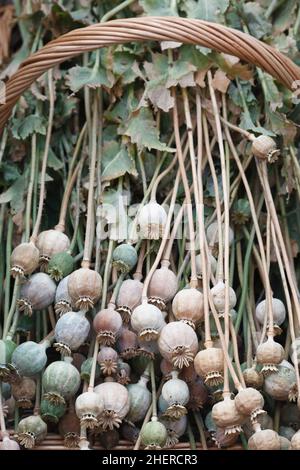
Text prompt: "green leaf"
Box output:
[[239, 112, 276, 137], [0, 174, 27, 213], [182, 0, 229, 22], [242, 2, 272, 39], [112, 52, 140, 84], [0, 163, 20, 183], [11, 115, 46, 140], [179, 45, 212, 70], [102, 141, 138, 182], [48, 148, 63, 171], [66, 65, 114, 92], [121, 107, 175, 152], [139, 0, 178, 16], [273, 0, 296, 34]]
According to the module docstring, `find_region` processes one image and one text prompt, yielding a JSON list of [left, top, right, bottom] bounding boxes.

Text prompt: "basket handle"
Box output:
[[1, 16, 300, 132]]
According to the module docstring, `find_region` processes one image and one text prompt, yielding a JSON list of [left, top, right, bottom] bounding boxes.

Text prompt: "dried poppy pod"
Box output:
[[251, 135, 279, 162], [116, 360, 131, 385], [206, 222, 234, 249], [116, 277, 143, 323], [290, 337, 300, 367], [162, 371, 189, 420], [0, 436, 20, 450], [172, 287, 204, 327], [158, 322, 198, 369], [10, 241, 39, 278], [148, 261, 178, 310], [97, 347, 119, 376], [243, 366, 264, 389], [40, 399, 66, 424], [17, 415, 47, 449], [195, 252, 217, 279], [263, 360, 297, 402], [179, 364, 197, 384], [11, 377, 36, 409], [54, 275, 72, 316], [126, 372, 152, 423], [131, 302, 165, 342], [42, 359, 81, 405], [98, 429, 120, 450], [75, 391, 104, 429], [80, 357, 101, 382], [47, 251, 75, 282], [212, 397, 245, 435], [2, 341, 49, 383], [93, 306, 122, 346], [279, 426, 295, 441], [138, 337, 159, 359], [291, 430, 300, 449], [279, 436, 291, 450], [234, 387, 265, 422], [94, 381, 130, 431], [68, 267, 102, 311], [160, 359, 173, 381], [58, 404, 80, 448], [248, 427, 281, 450], [187, 377, 208, 410], [159, 415, 187, 448], [210, 281, 237, 316], [112, 243, 138, 273], [54, 311, 90, 356], [255, 298, 286, 335], [17, 273, 56, 316], [256, 336, 285, 374], [120, 423, 140, 443], [194, 347, 224, 387], [137, 201, 167, 240], [116, 327, 139, 360], [37, 228, 70, 270], [212, 427, 239, 449], [141, 419, 168, 450]]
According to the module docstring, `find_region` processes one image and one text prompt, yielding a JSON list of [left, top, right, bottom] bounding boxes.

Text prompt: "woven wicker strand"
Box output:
[[1, 16, 300, 132]]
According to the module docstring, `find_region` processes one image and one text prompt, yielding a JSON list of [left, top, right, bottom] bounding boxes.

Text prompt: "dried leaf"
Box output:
[[212, 70, 230, 93]]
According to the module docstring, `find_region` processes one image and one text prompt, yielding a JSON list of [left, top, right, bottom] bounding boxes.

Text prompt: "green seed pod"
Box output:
[[126, 373, 151, 423], [1, 382, 11, 400], [48, 251, 75, 282], [141, 420, 167, 449], [17, 415, 47, 449], [112, 244, 138, 273], [40, 399, 67, 424], [80, 357, 101, 382], [231, 199, 251, 225], [42, 360, 81, 405], [1, 341, 48, 383]]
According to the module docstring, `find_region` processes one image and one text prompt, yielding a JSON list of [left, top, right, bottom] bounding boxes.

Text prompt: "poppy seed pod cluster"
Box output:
[[2, 18, 300, 452]]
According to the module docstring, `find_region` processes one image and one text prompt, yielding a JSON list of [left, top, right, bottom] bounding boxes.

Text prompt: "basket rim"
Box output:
[[1, 16, 300, 133]]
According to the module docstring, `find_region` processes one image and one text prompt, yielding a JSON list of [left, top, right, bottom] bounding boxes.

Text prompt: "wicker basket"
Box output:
[[2, 15, 300, 451]]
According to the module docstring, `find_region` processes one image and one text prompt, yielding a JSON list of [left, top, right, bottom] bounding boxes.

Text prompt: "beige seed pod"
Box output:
[[10, 242, 39, 278], [251, 135, 279, 162], [263, 360, 297, 401], [97, 347, 119, 375], [234, 387, 265, 422], [206, 222, 234, 248], [172, 288, 204, 327], [210, 281, 237, 316], [158, 322, 198, 369], [291, 430, 300, 449], [148, 261, 178, 310], [93, 307, 122, 346], [75, 391, 103, 429], [256, 337, 285, 375], [94, 381, 130, 431], [195, 252, 217, 279], [248, 429, 281, 450], [68, 268, 102, 311], [137, 201, 167, 240], [37, 229, 70, 270], [194, 347, 224, 387], [280, 436, 291, 450], [212, 398, 245, 435], [116, 278, 143, 323], [12, 377, 36, 409], [131, 303, 165, 342], [243, 366, 264, 389], [255, 298, 286, 335]]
